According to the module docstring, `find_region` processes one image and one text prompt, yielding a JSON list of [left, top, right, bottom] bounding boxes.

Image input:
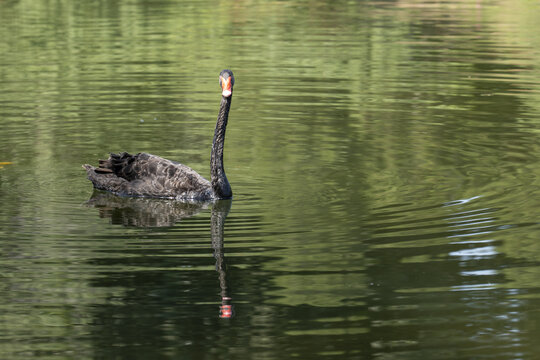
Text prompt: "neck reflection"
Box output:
[[211, 199, 234, 319]]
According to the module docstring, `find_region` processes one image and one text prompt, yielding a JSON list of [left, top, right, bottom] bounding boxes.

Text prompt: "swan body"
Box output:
[[83, 70, 235, 201]]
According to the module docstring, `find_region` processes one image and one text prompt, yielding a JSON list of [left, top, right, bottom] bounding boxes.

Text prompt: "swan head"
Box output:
[[219, 69, 234, 98]]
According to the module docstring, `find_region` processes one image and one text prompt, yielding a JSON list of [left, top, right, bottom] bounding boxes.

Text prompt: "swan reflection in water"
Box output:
[[86, 191, 235, 318]]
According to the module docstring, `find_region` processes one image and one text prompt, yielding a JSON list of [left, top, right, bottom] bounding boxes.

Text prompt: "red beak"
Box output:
[[221, 76, 232, 97]]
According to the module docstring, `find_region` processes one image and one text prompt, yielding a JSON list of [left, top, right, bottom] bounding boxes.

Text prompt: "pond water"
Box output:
[[1, 0, 540, 359]]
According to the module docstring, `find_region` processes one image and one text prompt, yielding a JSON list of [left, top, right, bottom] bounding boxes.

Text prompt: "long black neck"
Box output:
[[210, 95, 232, 199]]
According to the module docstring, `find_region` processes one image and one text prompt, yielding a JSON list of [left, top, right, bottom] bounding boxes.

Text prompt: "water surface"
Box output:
[[1, 0, 540, 359]]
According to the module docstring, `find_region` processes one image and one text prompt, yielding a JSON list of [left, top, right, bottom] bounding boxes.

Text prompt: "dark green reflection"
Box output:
[[1, 0, 540, 359]]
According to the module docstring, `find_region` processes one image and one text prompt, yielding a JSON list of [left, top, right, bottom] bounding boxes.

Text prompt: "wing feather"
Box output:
[[84, 152, 213, 200]]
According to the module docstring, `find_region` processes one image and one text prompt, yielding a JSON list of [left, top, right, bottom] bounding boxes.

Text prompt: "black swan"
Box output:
[[83, 69, 235, 201]]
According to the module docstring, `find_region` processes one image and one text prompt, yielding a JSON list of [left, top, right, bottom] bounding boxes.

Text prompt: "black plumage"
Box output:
[[83, 70, 235, 201]]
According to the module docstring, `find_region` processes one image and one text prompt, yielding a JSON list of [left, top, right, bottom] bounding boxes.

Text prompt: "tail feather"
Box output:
[[82, 164, 129, 194], [95, 167, 113, 174]]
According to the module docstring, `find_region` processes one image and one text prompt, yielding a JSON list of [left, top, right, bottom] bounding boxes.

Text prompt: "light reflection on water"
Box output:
[[1, 0, 540, 359]]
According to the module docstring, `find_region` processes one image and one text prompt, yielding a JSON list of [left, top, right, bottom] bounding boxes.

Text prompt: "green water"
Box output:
[[1, 0, 540, 359]]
